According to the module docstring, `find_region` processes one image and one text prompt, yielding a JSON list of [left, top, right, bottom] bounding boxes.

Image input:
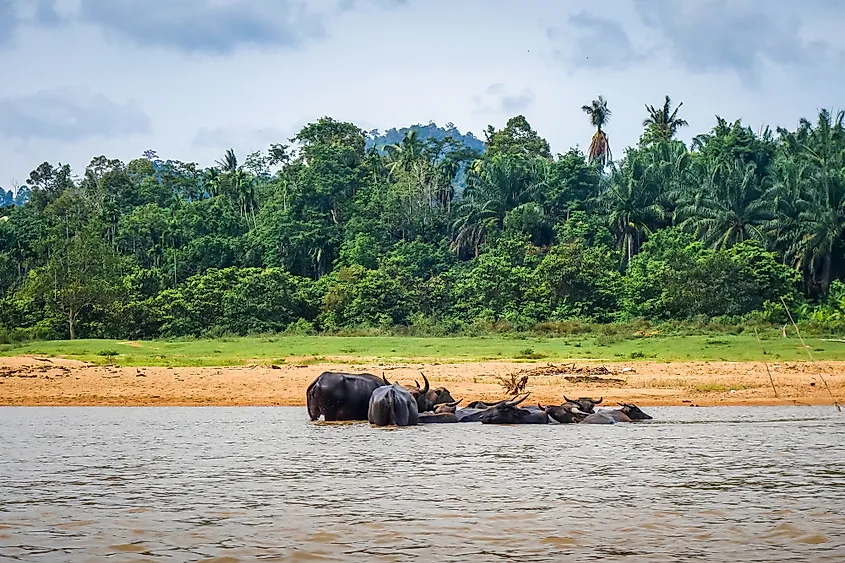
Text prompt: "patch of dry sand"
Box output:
[[1, 356, 843, 407]]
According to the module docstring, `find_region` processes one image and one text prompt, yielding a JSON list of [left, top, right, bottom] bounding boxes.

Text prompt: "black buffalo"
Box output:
[[307, 371, 387, 421], [466, 400, 496, 409], [563, 396, 603, 413], [616, 403, 653, 420], [410, 373, 456, 412], [538, 402, 584, 424], [418, 412, 458, 423], [368, 383, 419, 426], [432, 399, 462, 414], [592, 403, 653, 422], [480, 393, 549, 425]]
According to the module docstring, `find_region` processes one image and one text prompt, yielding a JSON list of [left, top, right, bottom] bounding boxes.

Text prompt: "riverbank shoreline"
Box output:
[[1, 355, 843, 407]]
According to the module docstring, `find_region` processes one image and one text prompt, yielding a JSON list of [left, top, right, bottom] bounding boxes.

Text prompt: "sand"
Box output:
[[1, 355, 844, 408]]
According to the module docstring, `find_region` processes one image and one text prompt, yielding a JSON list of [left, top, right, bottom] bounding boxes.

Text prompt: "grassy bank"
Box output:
[[2, 332, 845, 367]]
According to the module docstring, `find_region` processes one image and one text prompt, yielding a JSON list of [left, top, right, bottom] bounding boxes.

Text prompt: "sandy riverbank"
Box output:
[[2, 355, 844, 408]]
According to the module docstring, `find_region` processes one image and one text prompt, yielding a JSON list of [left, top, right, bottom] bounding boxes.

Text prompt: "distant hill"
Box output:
[[366, 121, 486, 154]]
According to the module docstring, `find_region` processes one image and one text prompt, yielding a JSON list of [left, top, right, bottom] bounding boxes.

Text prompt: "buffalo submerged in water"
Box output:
[[306, 371, 654, 425]]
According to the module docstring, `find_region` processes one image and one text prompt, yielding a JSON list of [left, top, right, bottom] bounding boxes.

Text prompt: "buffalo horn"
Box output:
[[563, 396, 575, 404], [507, 392, 530, 407], [414, 380, 421, 389], [382, 372, 390, 384], [446, 398, 462, 407], [419, 372, 430, 393], [594, 397, 603, 404]]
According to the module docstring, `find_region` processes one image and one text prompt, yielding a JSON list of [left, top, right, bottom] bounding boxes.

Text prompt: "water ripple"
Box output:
[[0, 406, 843, 562]]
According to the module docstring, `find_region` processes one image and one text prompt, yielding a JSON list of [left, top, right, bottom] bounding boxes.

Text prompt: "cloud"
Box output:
[[35, 0, 61, 25], [0, 89, 152, 140], [556, 12, 643, 70], [473, 84, 534, 114], [77, 0, 324, 54], [0, 0, 17, 44], [633, 0, 830, 81]]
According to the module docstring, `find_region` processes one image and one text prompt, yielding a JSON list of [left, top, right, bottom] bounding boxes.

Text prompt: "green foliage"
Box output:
[[3, 108, 845, 341]]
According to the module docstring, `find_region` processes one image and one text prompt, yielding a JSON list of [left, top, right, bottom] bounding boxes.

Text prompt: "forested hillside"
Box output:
[[3, 96, 845, 342]]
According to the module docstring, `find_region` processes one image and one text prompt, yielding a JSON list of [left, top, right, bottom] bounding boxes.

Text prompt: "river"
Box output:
[[0, 406, 843, 562]]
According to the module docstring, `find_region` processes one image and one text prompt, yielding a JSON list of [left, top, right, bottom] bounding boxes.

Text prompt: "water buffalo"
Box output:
[[307, 371, 387, 421], [563, 396, 603, 413], [454, 408, 488, 422], [538, 402, 584, 424], [593, 403, 653, 422], [578, 411, 618, 424], [480, 393, 549, 425], [368, 383, 419, 426], [410, 373, 457, 412], [616, 403, 653, 420], [432, 399, 462, 414], [579, 403, 653, 424], [418, 412, 458, 423]]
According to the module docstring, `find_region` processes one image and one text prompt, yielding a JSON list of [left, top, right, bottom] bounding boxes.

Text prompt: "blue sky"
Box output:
[[0, 0, 843, 189]]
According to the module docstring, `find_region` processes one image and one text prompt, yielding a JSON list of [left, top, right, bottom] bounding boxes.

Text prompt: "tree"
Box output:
[[22, 232, 120, 339], [582, 96, 613, 167], [677, 158, 772, 250], [484, 115, 551, 159], [773, 109, 845, 295], [641, 95, 688, 145], [600, 150, 663, 263]]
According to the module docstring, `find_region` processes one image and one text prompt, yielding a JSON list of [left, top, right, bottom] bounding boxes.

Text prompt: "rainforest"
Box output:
[[2, 96, 845, 342]]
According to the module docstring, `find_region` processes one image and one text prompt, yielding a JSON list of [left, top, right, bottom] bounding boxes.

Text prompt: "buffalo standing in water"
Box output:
[[307, 371, 387, 421], [368, 383, 419, 426], [479, 393, 549, 425]]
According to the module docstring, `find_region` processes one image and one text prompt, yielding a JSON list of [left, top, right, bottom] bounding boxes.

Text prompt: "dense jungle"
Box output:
[[3, 96, 845, 342]]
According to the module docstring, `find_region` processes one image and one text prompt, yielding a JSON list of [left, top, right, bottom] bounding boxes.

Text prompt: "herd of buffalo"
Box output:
[[306, 371, 653, 426]]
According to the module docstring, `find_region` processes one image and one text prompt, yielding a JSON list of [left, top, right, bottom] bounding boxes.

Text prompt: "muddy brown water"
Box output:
[[0, 406, 843, 562]]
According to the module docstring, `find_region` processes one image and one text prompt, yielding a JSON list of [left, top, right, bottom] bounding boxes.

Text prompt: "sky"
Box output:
[[1, 0, 844, 190]]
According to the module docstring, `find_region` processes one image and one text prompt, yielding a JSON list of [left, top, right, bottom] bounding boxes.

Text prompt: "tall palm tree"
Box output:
[[642, 95, 689, 144], [581, 96, 613, 167], [216, 148, 238, 173]]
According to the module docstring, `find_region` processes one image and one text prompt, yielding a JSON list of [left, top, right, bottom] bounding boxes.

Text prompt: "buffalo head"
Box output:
[[480, 393, 549, 424], [617, 402, 653, 420], [409, 372, 456, 412], [563, 396, 603, 413], [539, 402, 582, 424], [433, 398, 462, 414]]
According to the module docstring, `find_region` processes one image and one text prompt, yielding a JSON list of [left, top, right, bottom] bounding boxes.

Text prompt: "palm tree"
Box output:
[[450, 154, 544, 257], [642, 95, 689, 144], [599, 151, 663, 263], [383, 130, 425, 177], [677, 158, 773, 249], [773, 109, 845, 294], [581, 96, 613, 167], [216, 148, 238, 173]]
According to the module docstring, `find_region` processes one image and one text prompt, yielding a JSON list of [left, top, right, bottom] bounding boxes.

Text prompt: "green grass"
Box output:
[[1, 333, 844, 367]]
